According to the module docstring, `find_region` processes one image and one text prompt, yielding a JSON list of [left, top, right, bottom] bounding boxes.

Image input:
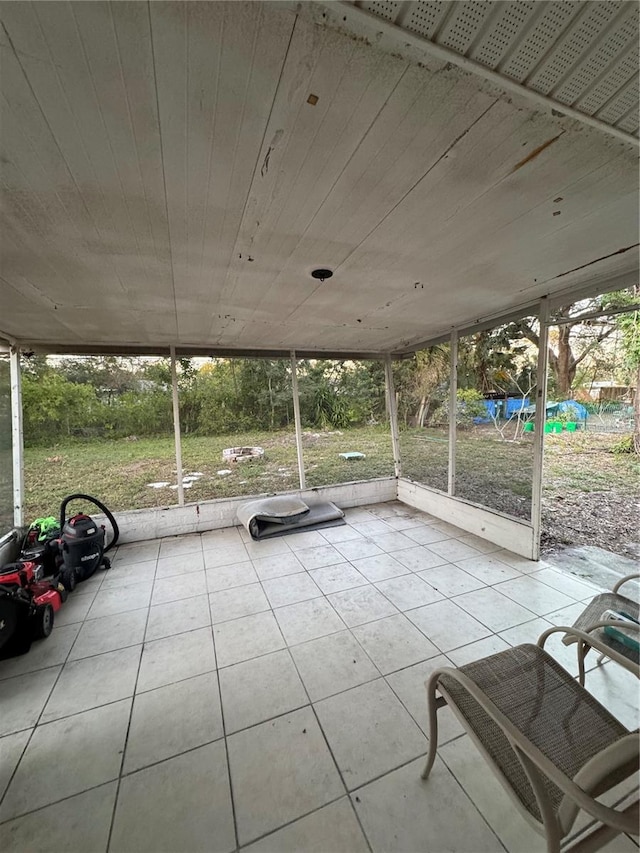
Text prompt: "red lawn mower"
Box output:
[[0, 494, 119, 660]]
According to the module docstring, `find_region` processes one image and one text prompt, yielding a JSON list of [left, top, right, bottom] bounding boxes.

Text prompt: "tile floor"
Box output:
[[0, 501, 638, 853]]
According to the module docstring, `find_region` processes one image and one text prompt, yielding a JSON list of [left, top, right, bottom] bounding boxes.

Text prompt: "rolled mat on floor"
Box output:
[[237, 495, 345, 540]]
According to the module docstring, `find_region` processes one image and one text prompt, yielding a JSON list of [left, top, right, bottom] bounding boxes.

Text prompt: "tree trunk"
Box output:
[[555, 325, 576, 397], [634, 363, 640, 455]]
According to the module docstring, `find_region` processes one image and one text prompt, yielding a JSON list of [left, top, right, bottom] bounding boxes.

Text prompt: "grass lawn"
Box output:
[[23, 426, 639, 555]]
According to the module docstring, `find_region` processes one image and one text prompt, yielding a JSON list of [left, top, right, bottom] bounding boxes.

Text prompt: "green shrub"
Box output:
[[611, 434, 634, 454]]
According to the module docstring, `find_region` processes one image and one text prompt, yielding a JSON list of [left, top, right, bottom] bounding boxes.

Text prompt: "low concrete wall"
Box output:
[[109, 478, 397, 544], [398, 478, 537, 561]]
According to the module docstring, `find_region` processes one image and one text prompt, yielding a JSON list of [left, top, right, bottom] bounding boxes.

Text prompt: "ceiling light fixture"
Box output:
[[311, 268, 333, 282]]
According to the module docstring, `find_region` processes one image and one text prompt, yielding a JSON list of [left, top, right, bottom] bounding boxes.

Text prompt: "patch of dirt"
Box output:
[[541, 490, 640, 560]]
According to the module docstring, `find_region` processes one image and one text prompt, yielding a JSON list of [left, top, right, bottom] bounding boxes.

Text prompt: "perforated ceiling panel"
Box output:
[[405, 1, 449, 39], [353, 0, 639, 137]]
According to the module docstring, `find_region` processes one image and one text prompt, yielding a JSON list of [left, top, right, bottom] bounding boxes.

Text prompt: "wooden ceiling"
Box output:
[[1, 1, 638, 356]]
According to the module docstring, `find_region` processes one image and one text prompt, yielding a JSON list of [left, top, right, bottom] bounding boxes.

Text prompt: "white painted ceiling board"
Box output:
[[1, 1, 638, 356]]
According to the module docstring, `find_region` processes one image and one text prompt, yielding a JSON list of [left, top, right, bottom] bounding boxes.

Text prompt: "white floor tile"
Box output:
[[155, 551, 204, 579], [447, 634, 510, 666], [201, 527, 243, 549], [499, 617, 582, 677], [101, 560, 157, 590], [394, 545, 449, 572], [353, 756, 501, 852], [145, 594, 211, 641], [494, 575, 575, 615], [546, 602, 590, 626], [0, 667, 61, 736], [274, 597, 345, 645], [158, 534, 203, 559], [383, 516, 426, 532], [203, 543, 250, 569], [456, 586, 538, 632], [52, 591, 96, 626], [112, 540, 160, 566], [112, 742, 235, 853], [352, 520, 394, 537], [0, 623, 80, 680], [309, 562, 368, 594], [243, 798, 369, 853], [335, 538, 384, 562], [440, 735, 546, 853], [328, 586, 398, 628], [0, 782, 117, 853], [494, 550, 548, 573], [228, 707, 344, 846], [137, 627, 216, 692], [290, 630, 379, 701], [205, 561, 259, 593], [407, 599, 491, 652], [86, 581, 152, 620], [404, 525, 452, 545], [352, 552, 409, 582], [209, 583, 270, 623], [296, 544, 345, 570], [456, 533, 502, 554], [353, 614, 439, 675], [284, 530, 328, 551], [151, 571, 206, 605], [429, 521, 468, 538], [218, 649, 307, 733], [314, 678, 426, 790], [124, 671, 223, 773], [428, 539, 482, 562], [0, 699, 131, 821], [530, 567, 602, 600], [375, 574, 443, 610], [418, 564, 486, 597], [368, 531, 416, 553], [214, 611, 285, 668], [243, 537, 292, 559], [320, 525, 366, 543], [252, 551, 304, 581], [454, 554, 522, 585], [0, 729, 30, 800], [42, 644, 141, 722], [262, 572, 322, 608], [581, 661, 640, 730], [68, 610, 147, 663], [385, 654, 464, 743]]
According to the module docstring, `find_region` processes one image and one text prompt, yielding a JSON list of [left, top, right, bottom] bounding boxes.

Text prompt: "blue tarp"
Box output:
[[474, 397, 530, 423], [557, 400, 588, 421]]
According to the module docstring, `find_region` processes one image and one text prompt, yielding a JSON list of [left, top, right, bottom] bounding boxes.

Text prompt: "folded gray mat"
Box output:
[[237, 496, 345, 540]]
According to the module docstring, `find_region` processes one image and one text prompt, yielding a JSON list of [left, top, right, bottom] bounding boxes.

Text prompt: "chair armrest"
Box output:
[[613, 573, 640, 594]]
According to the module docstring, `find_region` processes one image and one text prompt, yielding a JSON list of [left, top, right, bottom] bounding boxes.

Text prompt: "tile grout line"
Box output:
[[104, 552, 159, 853]]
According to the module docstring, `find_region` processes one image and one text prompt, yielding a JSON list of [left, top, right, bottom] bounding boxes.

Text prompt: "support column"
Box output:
[[448, 330, 458, 496], [531, 298, 550, 560], [170, 346, 184, 507], [384, 355, 401, 478], [290, 351, 306, 490], [10, 345, 24, 527]]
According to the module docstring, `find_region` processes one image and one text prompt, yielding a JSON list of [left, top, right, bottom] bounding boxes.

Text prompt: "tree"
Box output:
[[603, 288, 640, 454], [508, 295, 635, 398]]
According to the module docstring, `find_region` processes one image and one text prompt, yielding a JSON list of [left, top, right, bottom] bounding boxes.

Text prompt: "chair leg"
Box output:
[[421, 677, 440, 781], [578, 641, 586, 687]]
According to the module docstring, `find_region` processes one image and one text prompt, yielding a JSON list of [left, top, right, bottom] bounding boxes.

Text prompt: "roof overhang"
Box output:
[[1, 1, 638, 357]]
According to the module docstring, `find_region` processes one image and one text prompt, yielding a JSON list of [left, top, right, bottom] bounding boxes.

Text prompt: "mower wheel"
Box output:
[[103, 557, 111, 571], [61, 567, 77, 592], [33, 604, 54, 640]]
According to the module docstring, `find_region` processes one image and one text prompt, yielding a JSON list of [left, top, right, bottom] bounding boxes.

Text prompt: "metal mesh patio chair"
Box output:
[[539, 574, 639, 685], [421, 644, 639, 853]]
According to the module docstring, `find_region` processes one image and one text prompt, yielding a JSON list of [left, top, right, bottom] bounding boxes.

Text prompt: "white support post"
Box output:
[[170, 346, 185, 507], [290, 351, 306, 491], [384, 355, 402, 478], [9, 345, 24, 527], [531, 298, 550, 560], [448, 330, 458, 496]]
